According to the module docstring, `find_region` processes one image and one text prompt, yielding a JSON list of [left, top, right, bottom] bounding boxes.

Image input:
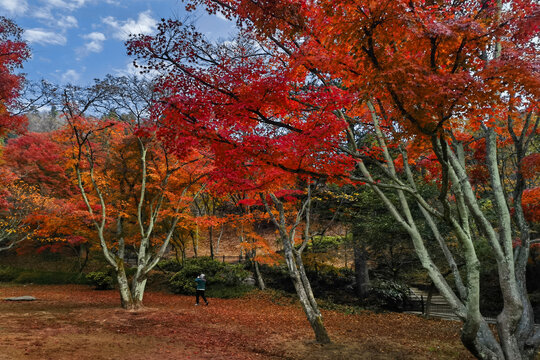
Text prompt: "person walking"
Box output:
[[195, 273, 209, 306]]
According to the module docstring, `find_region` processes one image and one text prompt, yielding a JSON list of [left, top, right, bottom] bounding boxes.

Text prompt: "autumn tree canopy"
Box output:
[[128, 0, 539, 358], [0, 16, 30, 136]]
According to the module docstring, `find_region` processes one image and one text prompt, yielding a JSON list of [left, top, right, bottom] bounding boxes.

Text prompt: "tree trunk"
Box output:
[[116, 262, 135, 310], [353, 238, 370, 299], [285, 250, 331, 344], [209, 226, 214, 259], [215, 224, 224, 255], [131, 275, 147, 309], [77, 244, 89, 273], [262, 192, 332, 344], [191, 227, 198, 258], [254, 260, 265, 290]]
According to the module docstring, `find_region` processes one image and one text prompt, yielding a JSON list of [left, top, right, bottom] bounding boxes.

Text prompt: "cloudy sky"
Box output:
[[1, 0, 235, 85]]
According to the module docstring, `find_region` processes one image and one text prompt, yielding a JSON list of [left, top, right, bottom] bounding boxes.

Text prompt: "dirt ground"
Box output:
[[0, 284, 473, 360]]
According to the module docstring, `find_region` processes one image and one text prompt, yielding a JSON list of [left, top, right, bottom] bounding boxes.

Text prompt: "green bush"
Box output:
[[259, 262, 356, 299], [306, 264, 352, 287], [369, 279, 410, 311], [0, 266, 21, 282], [307, 235, 346, 252], [213, 264, 250, 286], [86, 271, 114, 290], [125, 266, 137, 278], [169, 270, 197, 295], [168, 257, 250, 296], [157, 259, 183, 273], [12, 270, 87, 285], [207, 284, 254, 299], [258, 264, 295, 293], [0, 266, 88, 284]]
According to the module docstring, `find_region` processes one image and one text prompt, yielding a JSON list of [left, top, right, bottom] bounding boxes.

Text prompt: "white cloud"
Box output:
[[84, 32, 105, 42], [62, 69, 80, 83], [215, 12, 228, 21], [32, 7, 54, 21], [103, 10, 157, 41], [23, 28, 67, 45], [0, 0, 28, 15], [81, 32, 106, 53], [30, 1, 85, 21], [42, 0, 87, 11], [57, 15, 78, 29], [114, 62, 159, 80]]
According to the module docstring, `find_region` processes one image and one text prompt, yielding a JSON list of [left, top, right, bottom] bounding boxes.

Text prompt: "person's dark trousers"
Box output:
[[196, 290, 208, 305]]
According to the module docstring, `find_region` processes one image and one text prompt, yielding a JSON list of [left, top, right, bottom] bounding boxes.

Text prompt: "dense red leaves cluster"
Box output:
[[4, 133, 73, 197], [1, 130, 93, 254], [127, 19, 356, 192], [521, 153, 540, 180], [186, 0, 538, 132], [0, 17, 31, 240], [0, 16, 30, 136], [128, 0, 538, 190], [522, 188, 540, 224]]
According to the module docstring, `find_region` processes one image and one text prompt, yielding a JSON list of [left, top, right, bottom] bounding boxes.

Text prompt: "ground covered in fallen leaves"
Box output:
[[0, 284, 473, 359]]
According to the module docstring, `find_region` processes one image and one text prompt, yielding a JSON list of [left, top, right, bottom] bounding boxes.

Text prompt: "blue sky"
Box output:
[[1, 0, 236, 85]]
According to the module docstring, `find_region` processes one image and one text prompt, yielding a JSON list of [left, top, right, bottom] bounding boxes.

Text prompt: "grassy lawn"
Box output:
[[0, 284, 473, 359]]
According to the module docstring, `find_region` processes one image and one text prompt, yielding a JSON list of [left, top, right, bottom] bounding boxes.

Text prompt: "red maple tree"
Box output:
[[0, 16, 30, 136]]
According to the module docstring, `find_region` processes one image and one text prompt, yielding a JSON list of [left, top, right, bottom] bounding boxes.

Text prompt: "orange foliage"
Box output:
[[522, 187, 540, 224]]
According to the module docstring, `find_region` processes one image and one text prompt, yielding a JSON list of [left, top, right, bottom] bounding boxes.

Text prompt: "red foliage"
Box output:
[[4, 133, 73, 197], [522, 187, 540, 223], [127, 1, 538, 200], [237, 198, 262, 207], [521, 153, 540, 180], [0, 16, 30, 135]]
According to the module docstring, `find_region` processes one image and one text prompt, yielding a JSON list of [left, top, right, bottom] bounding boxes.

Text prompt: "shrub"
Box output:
[[169, 270, 197, 295], [306, 264, 353, 287], [11, 270, 87, 285], [0, 266, 88, 285], [157, 259, 183, 273], [307, 235, 345, 252], [86, 271, 114, 290], [124, 266, 137, 278], [0, 266, 21, 282], [213, 264, 250, 286], [168, 257, 250, 296], [207, 284, 254, 299], [257, 263, 357, 303], [369, 279, 410, 311], [258, 264, 295, 293]]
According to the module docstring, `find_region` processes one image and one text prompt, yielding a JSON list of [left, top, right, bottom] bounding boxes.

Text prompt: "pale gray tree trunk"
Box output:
[[254, 260, 265, 290], [215, 224, 224, 255], [262, 189, 331, 344]]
